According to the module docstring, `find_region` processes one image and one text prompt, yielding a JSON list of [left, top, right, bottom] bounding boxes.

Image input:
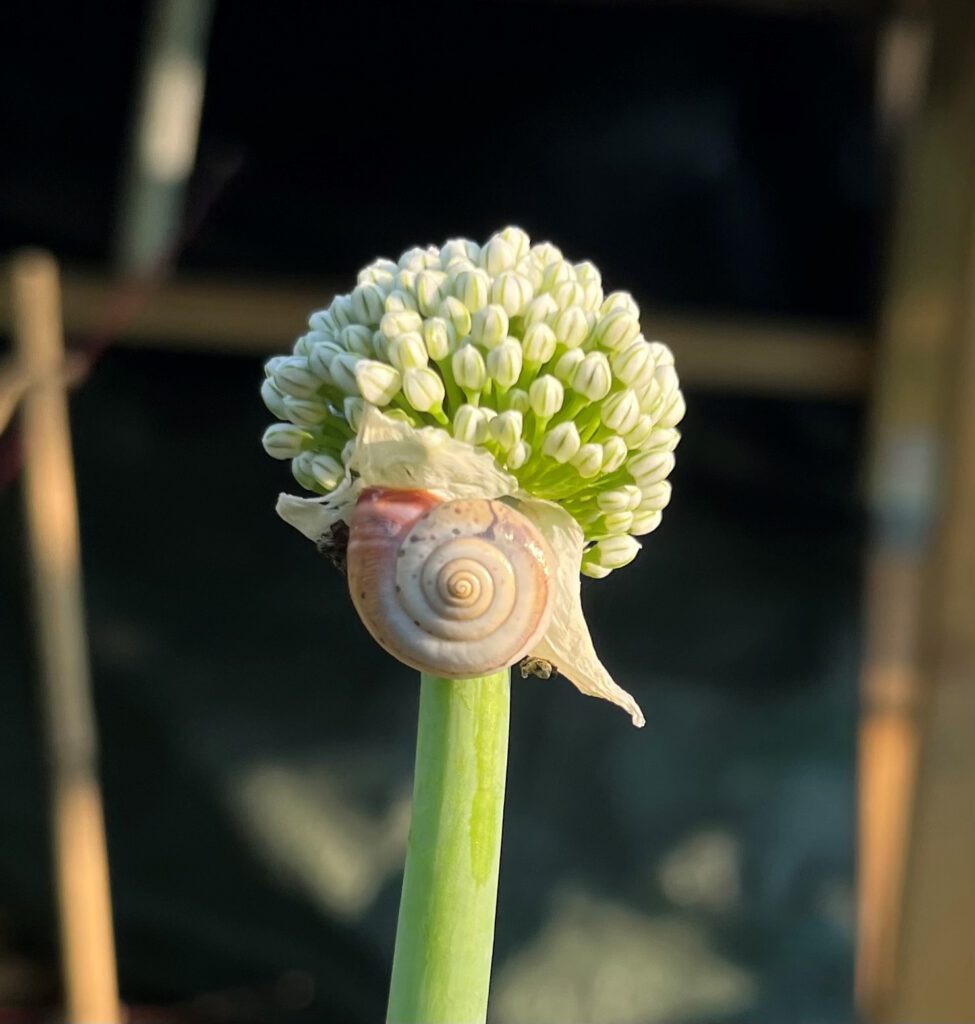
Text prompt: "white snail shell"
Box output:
[[347, 487, 554, 678]]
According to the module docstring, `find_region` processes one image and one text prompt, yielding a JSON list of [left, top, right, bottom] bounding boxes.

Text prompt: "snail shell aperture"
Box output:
[[347, 487, 554, 678]]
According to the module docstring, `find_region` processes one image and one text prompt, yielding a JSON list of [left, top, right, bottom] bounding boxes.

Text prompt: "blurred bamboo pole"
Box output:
[[858, 0, 975, 1017], [10, 251, 121, 1024]]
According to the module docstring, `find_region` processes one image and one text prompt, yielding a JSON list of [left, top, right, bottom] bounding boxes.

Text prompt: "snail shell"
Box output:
[[347, 487, 554, 678]]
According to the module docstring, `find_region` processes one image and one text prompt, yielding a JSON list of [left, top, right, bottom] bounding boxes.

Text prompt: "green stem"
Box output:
[[386, 670, 510, 1024]]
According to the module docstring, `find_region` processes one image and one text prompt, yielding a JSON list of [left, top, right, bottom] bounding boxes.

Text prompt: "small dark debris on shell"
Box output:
[[316, 521, 349, 575], [519, 656, 557, 680]]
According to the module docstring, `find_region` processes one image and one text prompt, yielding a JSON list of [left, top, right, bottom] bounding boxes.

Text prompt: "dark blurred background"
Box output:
[[2, 2, 974, 1023]]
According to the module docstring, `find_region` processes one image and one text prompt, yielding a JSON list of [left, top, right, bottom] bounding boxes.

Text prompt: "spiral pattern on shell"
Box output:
[[347, 488, 553, 678]]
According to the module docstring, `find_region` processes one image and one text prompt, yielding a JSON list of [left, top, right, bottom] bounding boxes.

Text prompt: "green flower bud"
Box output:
[[380, 309, 423, 339], [508, 440, 531, 470], [542, 421, 582, 463], [387, 332, 429, 371], [403, 366, 446, 412], [601, 435, 629, 473], [522, 322, 557, 364], [489, 410, 523, 452], [491, 271, 534, 316], [583, 535, 641, 576], [487, 340, 523, 389], [453, 403, 488, 445], [440, 238, 480, 267], [261, 378, 288, 419], [350, 281, 386, 324], [470, 304, 509, 348], [480, 235, 516, 275], [628, 450, 675, 488], [438, 296, 473, 337], [452, 343, 487, 393], [505, 388, 530, 414], [553, 280, 585, 309], [454, 268, 491, 312], [272, 357, 320, 399], [600, 291, 639, 318], [571, 351, 612, 401], [262, 422, 312, 460], [611, 339, 655, 388], [354, 359, 402, 405], [630, 509, 662, 536], [423, 317, 455, 361], [595, 309, 641, 351], [384, 288, 419, 314], [523, 293, 558, 327], [329, 352, 362, 395], [572, 443, 604, 479], [529, 375, 564, 419], [638, 481, 672, 511], [541, 259, 574, 292], [553, 306, 591, 348], [339, 324, 374, 356], [343, 396, 365, 432], [415, 269, 447, 316], [600, 389, 641, 434], [284, 396, 329, 426], [500, 226, 530, 260], [294, 451, 344, 492], [553, 348, 585, 384]]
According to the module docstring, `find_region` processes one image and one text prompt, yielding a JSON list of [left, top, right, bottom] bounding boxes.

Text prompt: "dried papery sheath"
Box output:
[[262, 228, 685, 725]]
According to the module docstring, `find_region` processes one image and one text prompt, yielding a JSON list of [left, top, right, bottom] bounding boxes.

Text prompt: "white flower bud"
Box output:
[[354, 360, 402, 405], [572, 443, 604, 479], [601, 435, 629, 473], [530, 242, 563, 267], [454, 268, 491, 312], [581, 560, 612, 580], [505, 388, 530, 414], [584, 535, 641, 574], [597, 487, 637, 514], [600, 389, 641, 434], [487, 410, 522, 451], [261, 378, 289, 418], [330, 294, 356, 328], [480, 235, 516, 275], [452, 344, 487, 393], [384, 288, 419, 314], [581, 280, 604, 312], [553, 306, 591, 348], [522, 322, 557, 364], [262, 423, 311, 460], [648, 340, 675, 367], [423, 317, 455, 361], [529, 375, 564, 419], [553, 280, 585, 309], [541, 259, 574, 293], [308, 308, 336, 333], [343, 396, 365, 432], [371, 331, 389, 362], [523, 293, 558, 327], [553, 348, 585, 386], [350, 281, 386, 324], [516, 257, 545, 290], [402, 366, 446, 412], [357, 259, 397, 290], [654, 362, 680, 400], [656, 390, 686, 428], [542, 421, 582, 463], [438, 296, 472, 337], [387, 332, 429, 371], [470, 304, 509, 348], [295, 451, 344, 492], [611, 339, 655, 387], [571, 352, 612, 401], [273, 357, 320, 399], [283, 396, 329, 426], [574, 261, 601, 286], [639, 481, 672, 511], [628, 450, 675, 487], [399, 246, 430, 272], [293, 331, 323, 356], [623, 414, 654, 449], [595, 310, 641, 351], [440, 238, 480, 267], [600, 291, 639, 318], [487, 340, 523, 389], [491, 271, 534, 316], [380, 309, 423, 339], [508, 440, 531, 469], [339, 324, 373, 356], [329, 352, 362, 395], [500, 226, 531, 260], [630, 509, 662, 536], [453, 404, 488, 445], [601, 511, 634, 535], [415, 269, 447, 316], [307, 341, 343, 381]]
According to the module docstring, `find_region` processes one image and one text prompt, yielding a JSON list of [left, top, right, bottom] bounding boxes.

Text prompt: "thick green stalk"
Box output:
[[386, 670, 510, 1024]]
